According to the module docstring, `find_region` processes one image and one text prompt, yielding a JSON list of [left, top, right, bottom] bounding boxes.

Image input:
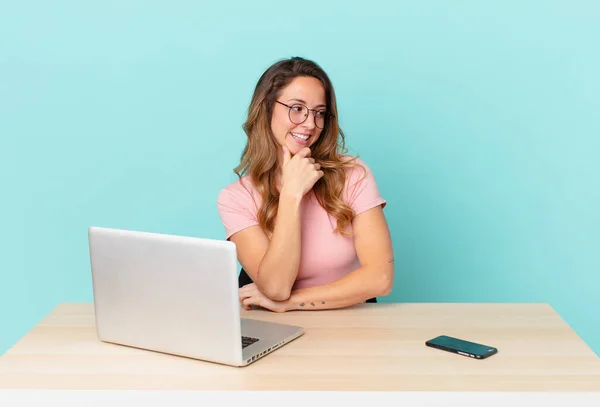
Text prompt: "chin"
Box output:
[[288, 139, 314, 153], [286, 144, 305, 155]]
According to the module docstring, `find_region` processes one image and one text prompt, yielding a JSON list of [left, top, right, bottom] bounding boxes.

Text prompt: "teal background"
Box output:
[[1, 1, 599, 356]]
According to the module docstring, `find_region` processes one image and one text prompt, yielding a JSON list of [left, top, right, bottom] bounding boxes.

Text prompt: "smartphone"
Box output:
[[426, 335, 498, 359]]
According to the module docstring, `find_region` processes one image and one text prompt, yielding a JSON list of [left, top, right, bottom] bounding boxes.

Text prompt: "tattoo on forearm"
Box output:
[[388, 257, 394, 263], [299, 301, 325, 308]]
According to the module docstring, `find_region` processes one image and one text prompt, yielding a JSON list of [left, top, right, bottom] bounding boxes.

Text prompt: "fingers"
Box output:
[[242, 296, 258, 310], [239, 284, 256, 301], [305, 160, 324, 181], [239, 283, 255, 294], [240, 292, 253, 310], [282, 146, 291, 166], [286, 150, 322, 175], [239, 284, 258, 310], [279, 146, 325, 198], [294, 147, 312, 159], [300, 157, 321, 171]]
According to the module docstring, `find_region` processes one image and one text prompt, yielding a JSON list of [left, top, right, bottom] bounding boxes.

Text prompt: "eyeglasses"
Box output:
[[275, 100, 332, 129]]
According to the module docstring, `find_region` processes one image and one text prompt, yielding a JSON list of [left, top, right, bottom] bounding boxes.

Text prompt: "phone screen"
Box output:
[[426, 335, 497, 358]]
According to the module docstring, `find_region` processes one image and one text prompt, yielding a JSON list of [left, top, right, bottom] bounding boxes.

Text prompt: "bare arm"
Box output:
[[239, 204, 394, 311], [284, 205, 394, 310], [231, 146, 323, 301], [230, 192, 302, 301]]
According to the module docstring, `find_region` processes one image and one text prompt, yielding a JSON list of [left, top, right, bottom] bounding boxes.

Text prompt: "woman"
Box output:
[[217, 56, 394, 312]]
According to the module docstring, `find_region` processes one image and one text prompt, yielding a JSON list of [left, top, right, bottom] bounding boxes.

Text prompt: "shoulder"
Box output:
[[217, 175, 260, 211], [338, 155, 386, 211], [216, 175, 262, 239], [340, 155, 375, 185]]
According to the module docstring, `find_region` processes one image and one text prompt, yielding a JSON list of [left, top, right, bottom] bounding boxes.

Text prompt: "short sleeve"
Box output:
[[344, 158, 387, 215], [216, 182, 260, 240]]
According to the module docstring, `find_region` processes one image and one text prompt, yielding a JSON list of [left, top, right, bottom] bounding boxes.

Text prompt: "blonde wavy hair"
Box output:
[[234, 57, 364, 236]]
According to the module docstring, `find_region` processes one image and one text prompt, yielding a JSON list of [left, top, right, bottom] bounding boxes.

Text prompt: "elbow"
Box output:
[[261, 282, 292, 301], [256, 264, 294, 301], [375, 267, 394, 297], [257, 263, 294, 301], [264, 287, 292, 302], [379, 279, 393, 297]]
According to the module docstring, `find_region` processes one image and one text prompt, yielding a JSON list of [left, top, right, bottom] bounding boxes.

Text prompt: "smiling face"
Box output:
[[271, 76, 327, 160]]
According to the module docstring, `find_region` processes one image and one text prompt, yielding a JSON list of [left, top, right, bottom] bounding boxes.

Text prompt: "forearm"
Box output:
[[284, 262, 394, 311], [256, 192, 303, 300]]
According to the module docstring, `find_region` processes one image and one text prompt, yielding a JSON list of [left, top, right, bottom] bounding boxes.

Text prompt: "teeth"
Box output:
[[291, 132, 309, 140]]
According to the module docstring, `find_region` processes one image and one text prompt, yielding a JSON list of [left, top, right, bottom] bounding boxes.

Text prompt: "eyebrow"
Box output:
[[288, 98, 327, 109]]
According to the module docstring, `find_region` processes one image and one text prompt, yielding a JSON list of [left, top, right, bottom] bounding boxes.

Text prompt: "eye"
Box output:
[[315, 110, 327, 117], [291, 105, 305, 112]]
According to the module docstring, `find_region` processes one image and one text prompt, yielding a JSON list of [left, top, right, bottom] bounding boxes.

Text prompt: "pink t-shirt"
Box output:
[[216, 157, 386, 290]]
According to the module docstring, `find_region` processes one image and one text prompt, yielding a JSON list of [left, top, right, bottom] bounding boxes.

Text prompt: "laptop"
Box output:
[[87, 226, 304, 367]]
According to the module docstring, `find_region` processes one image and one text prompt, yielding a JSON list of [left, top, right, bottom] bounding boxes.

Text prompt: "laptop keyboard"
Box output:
[[242, 336, 260, 349]]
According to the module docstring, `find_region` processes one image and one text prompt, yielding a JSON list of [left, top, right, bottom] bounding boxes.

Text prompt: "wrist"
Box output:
[[282, 291, 300, 312], [279, 188, 304, 206], [282, 296, 295, 312]]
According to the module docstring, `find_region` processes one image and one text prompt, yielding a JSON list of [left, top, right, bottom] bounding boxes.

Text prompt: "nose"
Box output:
[[301, 112, 317, 130]]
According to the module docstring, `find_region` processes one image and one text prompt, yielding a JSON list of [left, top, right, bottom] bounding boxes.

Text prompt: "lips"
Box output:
[[290, 132, 309, 141]]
